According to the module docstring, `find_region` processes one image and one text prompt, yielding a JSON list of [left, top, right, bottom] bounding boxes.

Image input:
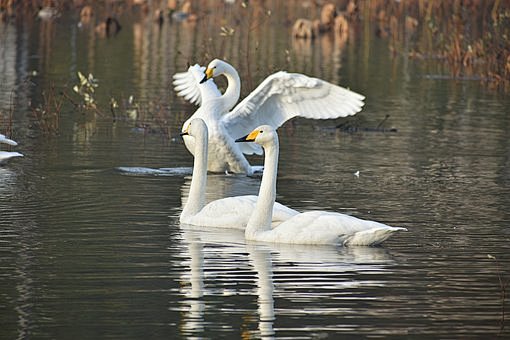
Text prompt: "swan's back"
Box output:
[[250, 211, 406, 246], [185, 195, 299, 230], [0, 151, 23, 164], [0, 134, 18, 146]]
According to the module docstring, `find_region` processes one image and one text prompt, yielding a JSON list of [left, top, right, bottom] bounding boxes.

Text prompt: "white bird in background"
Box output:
[[173, 59, 365, 175], [0, 134, 23, 165], [235, 125, 407, 246], [0, 134, 18, 146], [37, 6, 59, 20], [179, 118, 298, 229]]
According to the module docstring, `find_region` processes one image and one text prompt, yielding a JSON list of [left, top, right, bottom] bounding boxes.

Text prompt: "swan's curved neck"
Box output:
[[181, 132, 208, 220], [221, 63, 241, 111], [246, 137, 279, 238]]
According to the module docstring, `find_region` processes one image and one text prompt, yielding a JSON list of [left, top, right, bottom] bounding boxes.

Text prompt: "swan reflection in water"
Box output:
[[178, 229, 206, 335], [247, 242, 275, 338], [177, 224, 395, 338]]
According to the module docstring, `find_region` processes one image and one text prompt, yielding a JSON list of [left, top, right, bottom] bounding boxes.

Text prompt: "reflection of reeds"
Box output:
[[5, 0, 508, 133], [114, 95, 171, 141], [135, 100, 171, 141], [360, 0, 510, 89], [31, 84, 63, 135]]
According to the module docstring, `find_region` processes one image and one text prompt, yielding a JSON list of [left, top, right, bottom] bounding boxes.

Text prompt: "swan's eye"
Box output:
[[259, 130, 263, 134]]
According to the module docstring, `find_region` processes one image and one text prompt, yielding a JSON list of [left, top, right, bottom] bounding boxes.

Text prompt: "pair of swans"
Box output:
[[173, 59, 365, 175], [0, 134, 23, 165], [180, 118, 406, 246], [179, 118, 299, 229]]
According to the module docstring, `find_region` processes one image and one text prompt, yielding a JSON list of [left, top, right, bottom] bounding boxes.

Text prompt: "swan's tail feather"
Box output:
[[344, 226, 407, 246]]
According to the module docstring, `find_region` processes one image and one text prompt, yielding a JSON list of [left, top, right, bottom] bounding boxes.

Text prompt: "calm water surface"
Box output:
[[1, 3, 509, 339]]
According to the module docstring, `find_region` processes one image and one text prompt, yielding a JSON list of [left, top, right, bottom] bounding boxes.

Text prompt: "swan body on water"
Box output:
[[0, 134, 23, 164], [173, 59, 365, 175], [0, 152, 23, 164], [235, 125, 407, 246], [180, 118, 298, 229], [0, 134, 18, 146]]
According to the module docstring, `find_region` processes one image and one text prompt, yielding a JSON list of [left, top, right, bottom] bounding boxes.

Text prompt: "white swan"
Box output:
[[235, 125, 407, 246], [173, 59, 365, 175], [37, 6, 59, 20], [0, 134, 23, 164], [180, 118, 298, 229], [0, 134, 18, 146]]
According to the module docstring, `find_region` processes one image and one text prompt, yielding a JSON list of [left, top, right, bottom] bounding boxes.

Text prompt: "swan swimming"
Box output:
[[0, 134, 23, 165], [235, 125, 407, 246], [173, 59, 365, 175], [180, 118, 298, 229]]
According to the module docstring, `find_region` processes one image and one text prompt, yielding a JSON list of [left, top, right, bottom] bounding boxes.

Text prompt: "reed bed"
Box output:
[[2, 0, 508, 91]]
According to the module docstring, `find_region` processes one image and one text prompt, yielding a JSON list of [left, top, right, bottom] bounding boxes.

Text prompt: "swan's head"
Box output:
[[235, 125, 277, 147], [180, 118, 208, 138], [200, 59, 227, 84]]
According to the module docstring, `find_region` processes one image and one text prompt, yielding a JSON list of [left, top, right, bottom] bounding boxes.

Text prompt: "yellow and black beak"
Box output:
[[235, 130, 259, 143], [180, 125, 190, 137], [199, 67, 214, 84]]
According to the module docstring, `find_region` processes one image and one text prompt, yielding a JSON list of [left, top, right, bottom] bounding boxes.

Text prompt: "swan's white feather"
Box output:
[[222, 71, 365, 140], [180, 118, 298, 229], [0, 134, 23, 164], [172, 64, 221, 106], [173, 60, 365, 174], [238, 124, 406, 246], [251, 211, 406, 246], [183, 195, 298, 230], [0, 134, 18, 146], [0, 151, 23, 164]]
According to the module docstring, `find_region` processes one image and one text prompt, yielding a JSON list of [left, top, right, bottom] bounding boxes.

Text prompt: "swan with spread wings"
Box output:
[[173, 59, 365, 175]]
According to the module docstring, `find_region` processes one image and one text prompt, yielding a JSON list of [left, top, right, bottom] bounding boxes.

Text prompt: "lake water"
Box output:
[[1, 2, 509, 339]]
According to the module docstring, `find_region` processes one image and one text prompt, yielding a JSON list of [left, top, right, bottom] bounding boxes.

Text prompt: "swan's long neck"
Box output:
[[221, 63, 241, 112], [245, 137, 279, 239], [181, 130, 208, 220]]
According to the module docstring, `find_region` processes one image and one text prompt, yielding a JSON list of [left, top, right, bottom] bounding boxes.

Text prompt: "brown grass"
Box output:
[[357, 0, 510, 89]]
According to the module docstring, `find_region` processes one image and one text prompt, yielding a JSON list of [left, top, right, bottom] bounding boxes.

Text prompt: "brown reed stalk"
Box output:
[[31, 83, 64, 135]]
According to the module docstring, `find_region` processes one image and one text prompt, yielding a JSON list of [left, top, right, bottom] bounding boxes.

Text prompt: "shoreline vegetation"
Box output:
[[0, 0, 508, 91]]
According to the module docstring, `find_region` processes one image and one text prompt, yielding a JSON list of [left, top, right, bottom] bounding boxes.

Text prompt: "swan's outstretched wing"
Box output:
[[0, 134, 18, 146], [222, 71, 365, 144], [173, 64, 221, 106]]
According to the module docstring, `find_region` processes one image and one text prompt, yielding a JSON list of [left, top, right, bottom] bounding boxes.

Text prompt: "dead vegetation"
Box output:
[[1, 0, 508, 116], [30, 83, 63, 135], [359, 0, 510, 89], [290, 0, 509, 90]]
